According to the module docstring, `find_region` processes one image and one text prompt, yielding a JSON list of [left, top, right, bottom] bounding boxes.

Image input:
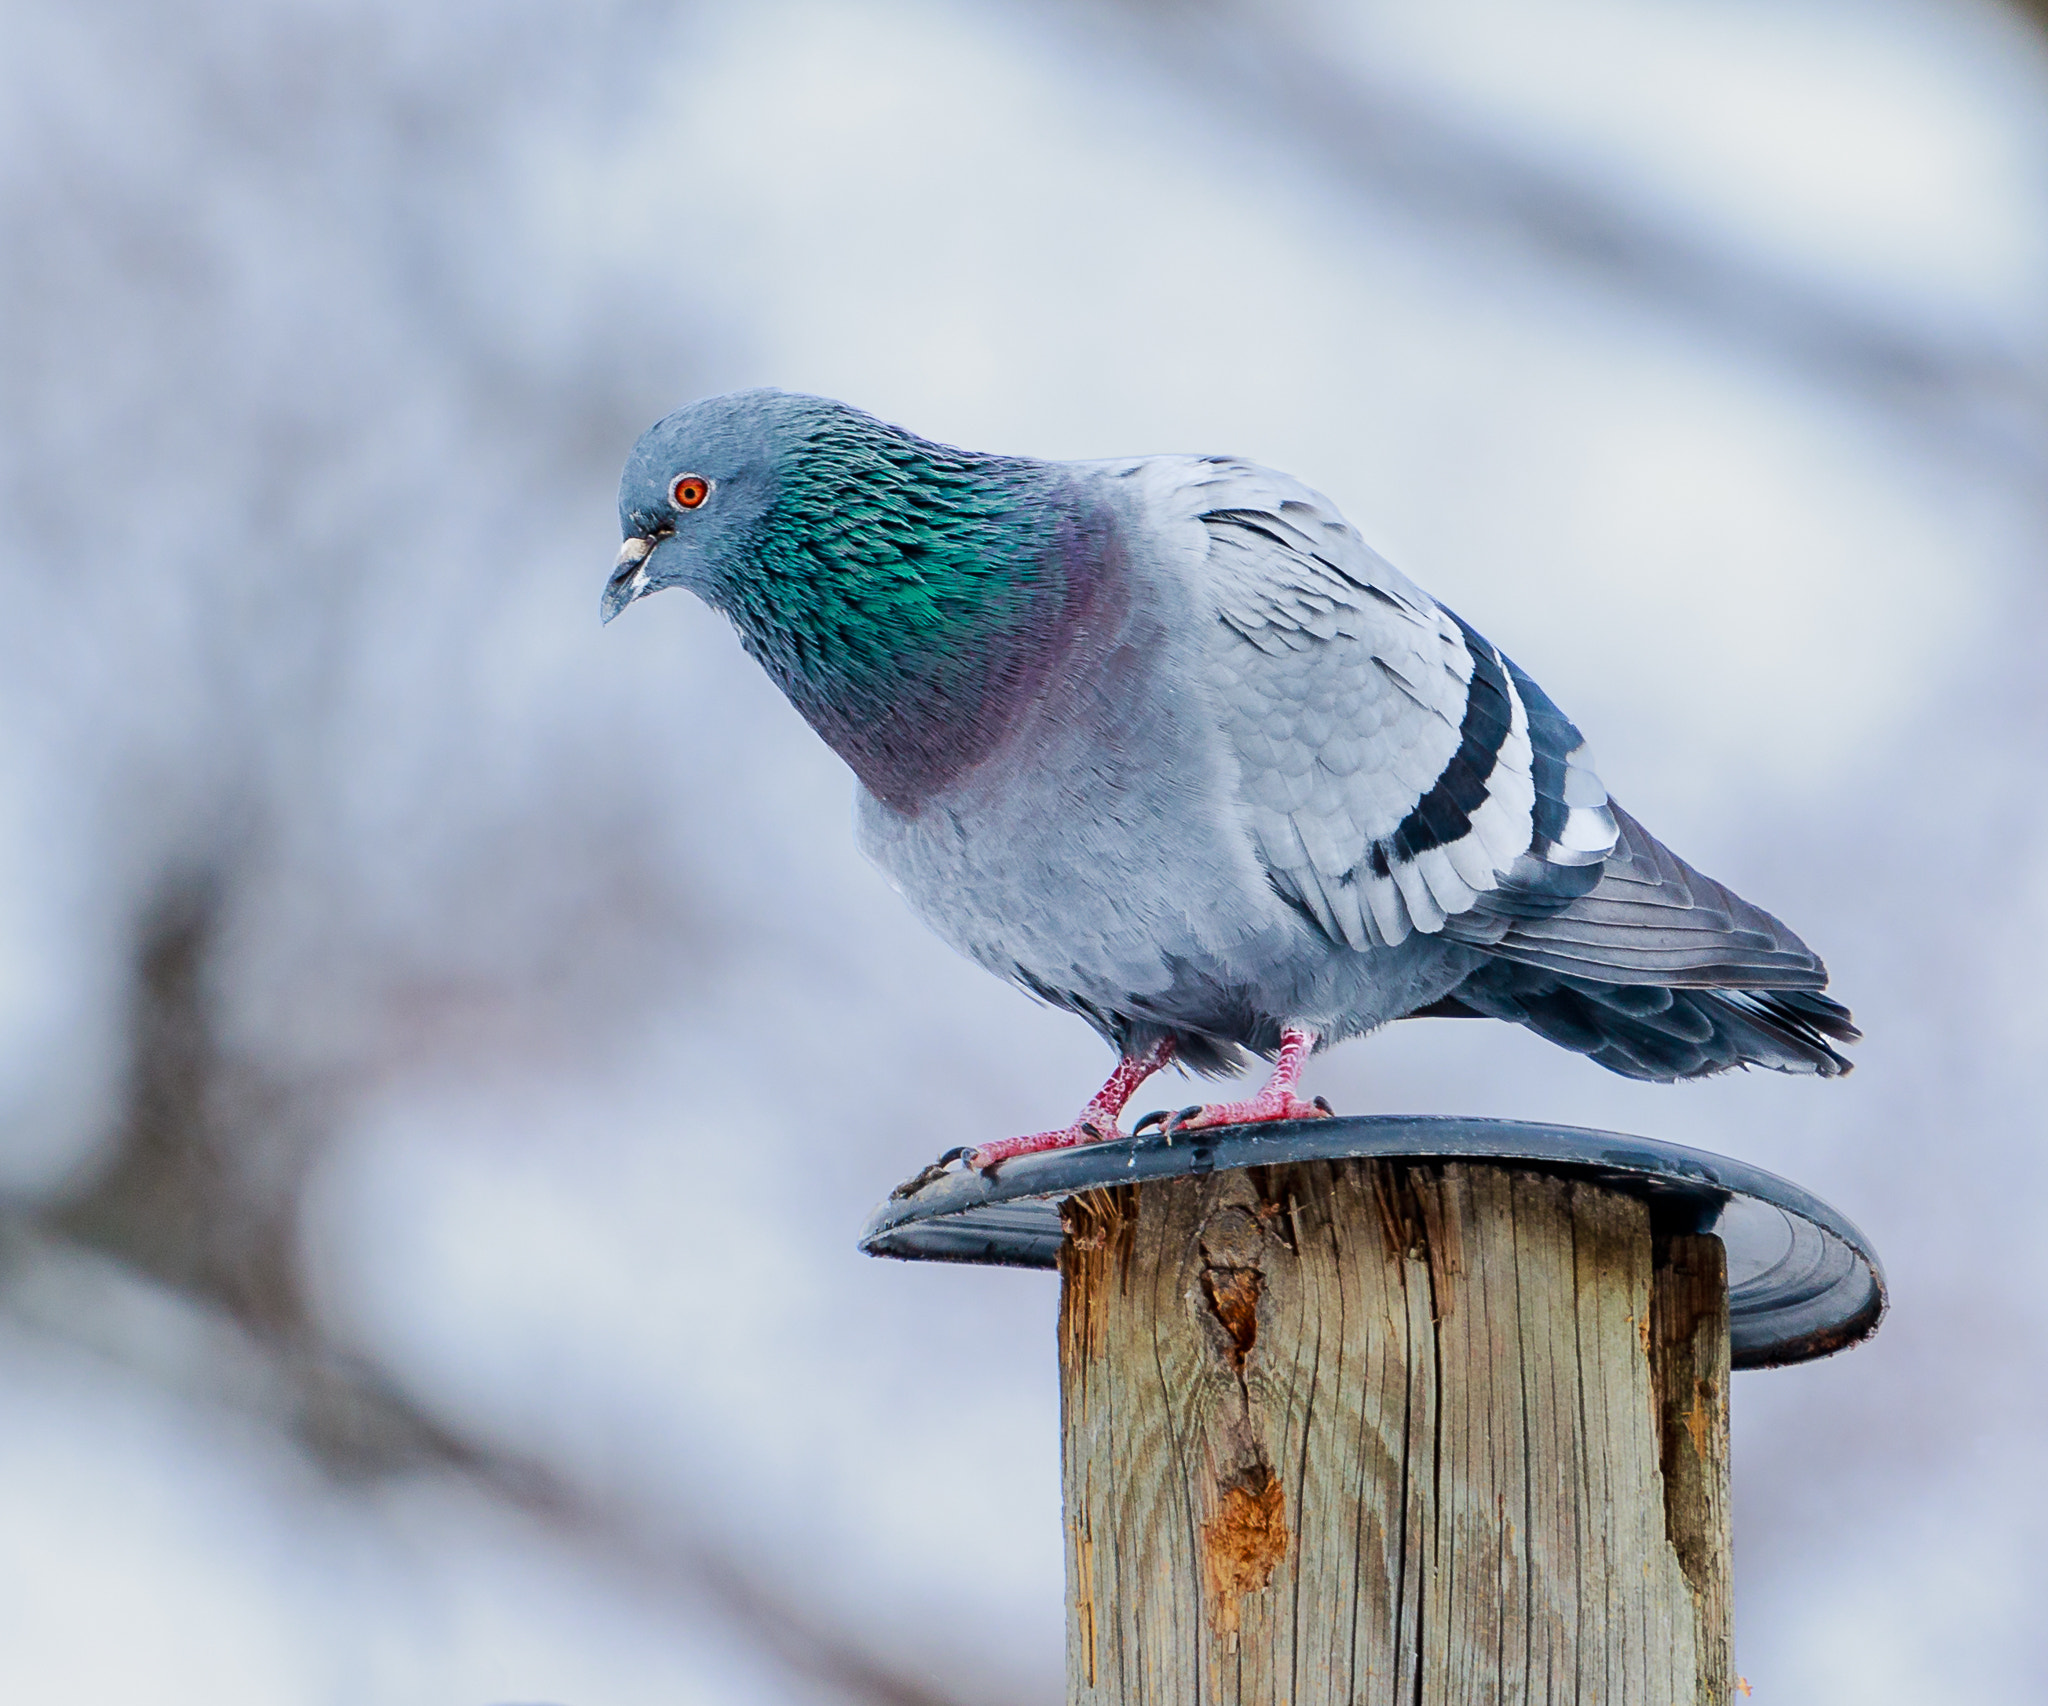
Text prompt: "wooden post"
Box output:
[[1057, 1159, 1733, 1705]]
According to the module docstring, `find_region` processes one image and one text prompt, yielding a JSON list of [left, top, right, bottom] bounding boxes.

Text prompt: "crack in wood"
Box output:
[[1201, 1267, 1261, 1372], [1652, 1230, 1734, 1706]]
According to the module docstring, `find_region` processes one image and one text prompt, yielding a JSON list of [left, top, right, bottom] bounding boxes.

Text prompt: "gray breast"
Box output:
[[854, 478, 1480, 1066]]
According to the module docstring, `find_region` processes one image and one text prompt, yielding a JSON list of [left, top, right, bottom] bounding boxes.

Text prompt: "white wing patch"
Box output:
[[1135, 456, 1615, 949]]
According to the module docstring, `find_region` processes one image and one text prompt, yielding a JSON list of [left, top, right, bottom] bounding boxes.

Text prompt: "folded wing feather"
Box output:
[[1177, 457, 1835, 1001]]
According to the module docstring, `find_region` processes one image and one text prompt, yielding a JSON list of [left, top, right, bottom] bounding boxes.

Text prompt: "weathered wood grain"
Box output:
[[1058, 1160, 1732, 1705]]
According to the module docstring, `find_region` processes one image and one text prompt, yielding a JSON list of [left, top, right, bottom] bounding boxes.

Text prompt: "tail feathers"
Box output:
[[1682, 988, 1858, 1080], [1440, 965, 1858, 1082]]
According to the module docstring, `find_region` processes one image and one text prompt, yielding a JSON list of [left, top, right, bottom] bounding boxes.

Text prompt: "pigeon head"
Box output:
[[601, 390, 1112, 811], [603, 388, 791, 623]]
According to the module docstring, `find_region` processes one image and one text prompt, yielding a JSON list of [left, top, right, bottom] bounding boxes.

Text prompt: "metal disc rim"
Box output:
[[859, 1114, 1885, 1369]]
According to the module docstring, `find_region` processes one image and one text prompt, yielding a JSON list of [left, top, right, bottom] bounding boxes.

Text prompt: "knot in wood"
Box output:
[[1198, 1205, 1267, 1372], [1197, 1204, 1265, 1268]]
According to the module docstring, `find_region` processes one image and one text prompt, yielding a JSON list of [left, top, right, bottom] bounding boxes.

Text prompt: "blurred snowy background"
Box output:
[[1, 0, 2044, 1699]]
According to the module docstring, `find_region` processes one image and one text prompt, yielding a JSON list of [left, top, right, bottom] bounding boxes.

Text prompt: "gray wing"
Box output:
[[1169, 458, 1841, 999]]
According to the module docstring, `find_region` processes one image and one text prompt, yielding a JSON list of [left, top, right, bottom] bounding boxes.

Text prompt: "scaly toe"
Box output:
[[964, 1120, 1128, 1177], [890, 1145, 970, 1200], [1171, 1093, 1334, 1133]]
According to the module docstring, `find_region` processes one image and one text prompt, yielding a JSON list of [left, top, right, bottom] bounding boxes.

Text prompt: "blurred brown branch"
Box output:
[[12, 883, 1027, 1706], [2008, 0, 2048, 40]]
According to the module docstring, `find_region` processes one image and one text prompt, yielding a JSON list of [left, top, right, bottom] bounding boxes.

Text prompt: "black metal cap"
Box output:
[[861, 1115, 1885, 1369]]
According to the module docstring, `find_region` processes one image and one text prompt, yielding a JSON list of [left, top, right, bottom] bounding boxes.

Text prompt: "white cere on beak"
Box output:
[[614, 534, 655, 605]]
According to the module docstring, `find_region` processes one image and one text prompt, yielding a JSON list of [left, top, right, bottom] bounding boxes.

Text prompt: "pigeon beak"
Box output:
[[601, 534, 657, 624]]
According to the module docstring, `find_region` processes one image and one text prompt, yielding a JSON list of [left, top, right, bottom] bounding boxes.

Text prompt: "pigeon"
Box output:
[[604, 390, 1856, 1171]]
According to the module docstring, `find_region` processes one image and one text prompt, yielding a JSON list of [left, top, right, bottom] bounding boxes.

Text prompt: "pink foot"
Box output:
[[892, 1041, 1177, 1196], [1139, 1027, 1333, 1137], [963, 1117, 1118, 1171], [964, 1039, 1176, 1174]]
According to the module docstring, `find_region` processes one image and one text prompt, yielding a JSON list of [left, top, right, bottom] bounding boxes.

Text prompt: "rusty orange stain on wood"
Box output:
[[1202, 1467, 1289, 1638], [1685, 1377, 1715, 1462]]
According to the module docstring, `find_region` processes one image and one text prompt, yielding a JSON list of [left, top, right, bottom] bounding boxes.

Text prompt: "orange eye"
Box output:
[[670, 474, 711, 510]]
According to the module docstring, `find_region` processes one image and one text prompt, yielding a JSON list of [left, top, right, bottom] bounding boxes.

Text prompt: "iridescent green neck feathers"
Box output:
[[705, 403, 1109, 811]]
